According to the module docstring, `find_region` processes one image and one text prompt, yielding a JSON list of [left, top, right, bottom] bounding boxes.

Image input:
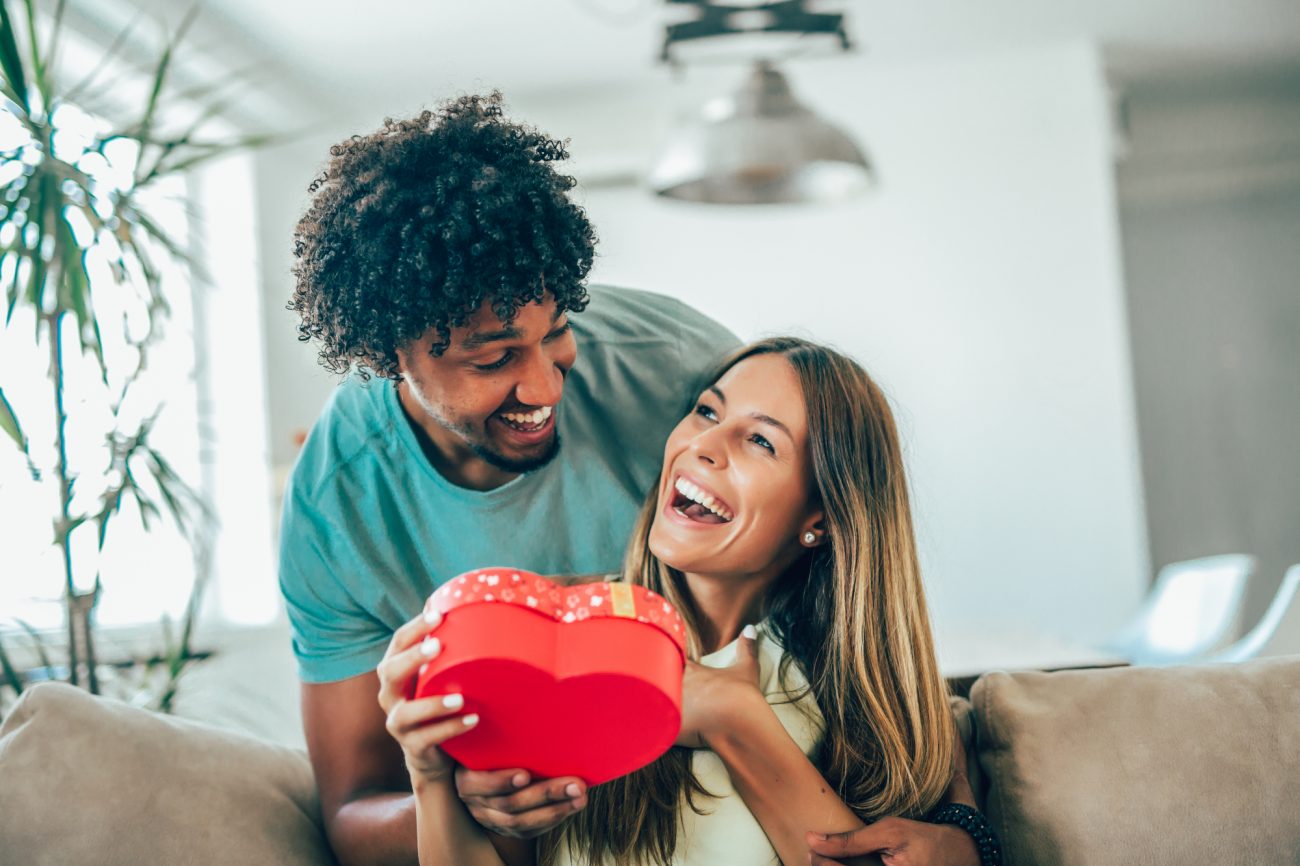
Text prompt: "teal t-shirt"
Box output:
[[279, 285, 739, 683]]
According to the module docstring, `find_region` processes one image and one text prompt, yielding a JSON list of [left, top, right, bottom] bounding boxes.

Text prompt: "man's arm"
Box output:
[[302, 672, 420, 866]]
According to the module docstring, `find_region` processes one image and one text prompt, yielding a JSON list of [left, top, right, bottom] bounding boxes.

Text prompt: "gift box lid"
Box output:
[[425, 568, 687, 658]]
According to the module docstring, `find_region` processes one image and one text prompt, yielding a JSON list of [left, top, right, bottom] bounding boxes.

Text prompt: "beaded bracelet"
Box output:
[[925, 803, 1003, 866]]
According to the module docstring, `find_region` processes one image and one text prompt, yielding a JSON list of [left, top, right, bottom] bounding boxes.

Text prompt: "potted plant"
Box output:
[[0, 0, 269, 716]]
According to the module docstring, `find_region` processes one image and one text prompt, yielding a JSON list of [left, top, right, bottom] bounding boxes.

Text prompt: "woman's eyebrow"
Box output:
[[710, 385, 793, 440], [751, 412, 792, 440]]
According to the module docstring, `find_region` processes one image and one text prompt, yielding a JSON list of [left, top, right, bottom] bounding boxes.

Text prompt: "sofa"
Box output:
[[1, 655, 1297, 866]]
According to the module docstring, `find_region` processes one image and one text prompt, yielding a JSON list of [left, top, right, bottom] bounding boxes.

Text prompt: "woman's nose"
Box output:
[[688, 425, 728, 467]]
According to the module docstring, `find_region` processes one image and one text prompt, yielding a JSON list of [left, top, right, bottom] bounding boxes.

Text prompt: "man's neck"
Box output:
[[396, 382, 518, 492]]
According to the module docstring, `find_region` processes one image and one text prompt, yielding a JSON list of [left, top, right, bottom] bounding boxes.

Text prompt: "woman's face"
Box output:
[[648, 353, 821, 578]]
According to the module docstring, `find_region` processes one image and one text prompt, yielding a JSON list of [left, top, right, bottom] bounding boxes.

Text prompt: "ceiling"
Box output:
[[103, 0, 1300, 117]]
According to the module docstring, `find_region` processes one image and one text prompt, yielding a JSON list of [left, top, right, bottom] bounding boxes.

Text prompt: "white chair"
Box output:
[[1106, 554, 1256, 666], [1210, 565, 1300, 662]]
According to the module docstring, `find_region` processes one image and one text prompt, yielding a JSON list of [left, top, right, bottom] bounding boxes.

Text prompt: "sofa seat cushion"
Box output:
[[0, 682, 335, 866], [971, 655, 1300, 866]]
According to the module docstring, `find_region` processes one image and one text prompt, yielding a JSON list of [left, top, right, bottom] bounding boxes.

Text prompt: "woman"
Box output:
[[380, 337, 981, 866]]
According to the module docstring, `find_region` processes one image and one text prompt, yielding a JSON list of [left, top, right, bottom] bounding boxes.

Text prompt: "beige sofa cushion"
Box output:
[[0, 682, 335, 866], [971, 655, 1300, 866]]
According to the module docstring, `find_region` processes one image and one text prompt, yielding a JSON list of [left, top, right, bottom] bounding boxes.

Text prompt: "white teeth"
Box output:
[[673, 476, 733, 521], [501, 405, 553, 427]]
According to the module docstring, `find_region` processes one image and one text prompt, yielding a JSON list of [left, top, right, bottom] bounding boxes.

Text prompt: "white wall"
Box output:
[[254, 40, 1148, 646], [1117, 69, 1300, 627]]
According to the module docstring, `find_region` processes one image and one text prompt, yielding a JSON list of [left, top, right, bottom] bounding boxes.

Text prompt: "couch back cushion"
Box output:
[[0, 682, 336, 866], [971, 655, 1300, 866]]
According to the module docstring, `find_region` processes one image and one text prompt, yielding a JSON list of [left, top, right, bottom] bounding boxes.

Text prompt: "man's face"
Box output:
[[395, 295, 577, 478]]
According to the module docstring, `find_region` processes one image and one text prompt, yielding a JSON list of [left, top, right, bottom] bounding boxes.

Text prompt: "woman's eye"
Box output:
[[694, 403, 717, 421], [750, 433, 775, 455], [474, 353, 511, 371]]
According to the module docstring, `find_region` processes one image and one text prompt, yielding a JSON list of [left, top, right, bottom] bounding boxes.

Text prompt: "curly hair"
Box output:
[[289, 92, 596, 379]]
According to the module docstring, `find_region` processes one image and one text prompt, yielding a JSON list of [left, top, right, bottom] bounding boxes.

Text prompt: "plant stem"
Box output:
[[47, 311, 98, 692], [47, 311, 81, 688]]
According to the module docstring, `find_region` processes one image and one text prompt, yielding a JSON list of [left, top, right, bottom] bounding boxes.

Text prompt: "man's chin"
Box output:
[[472, 433, 562, 475]]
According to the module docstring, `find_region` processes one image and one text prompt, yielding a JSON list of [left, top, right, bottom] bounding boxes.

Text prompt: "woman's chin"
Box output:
[[648, 530, 706, 575]]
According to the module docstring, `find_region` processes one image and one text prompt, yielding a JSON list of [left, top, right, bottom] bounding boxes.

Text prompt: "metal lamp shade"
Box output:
[[649, 61, 873, 204]]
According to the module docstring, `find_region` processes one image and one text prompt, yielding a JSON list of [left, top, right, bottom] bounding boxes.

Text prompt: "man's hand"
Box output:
[[808, 818, 979, 866], [454, 767, 588, 839]]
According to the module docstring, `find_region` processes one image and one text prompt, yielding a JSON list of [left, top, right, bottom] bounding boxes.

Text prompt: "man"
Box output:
[[282, 93, 986, 866]]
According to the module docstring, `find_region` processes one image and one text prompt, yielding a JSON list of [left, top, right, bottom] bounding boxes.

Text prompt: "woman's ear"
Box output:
[[798, 513, 828, 548]]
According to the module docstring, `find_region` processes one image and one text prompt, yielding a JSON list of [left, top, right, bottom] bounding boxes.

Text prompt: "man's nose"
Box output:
[[516, 354, 564, 407]]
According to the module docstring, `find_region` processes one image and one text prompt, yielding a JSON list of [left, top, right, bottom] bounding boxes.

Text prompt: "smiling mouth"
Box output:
[[670, 476, 734, 524], [498, 405, 553, 433]]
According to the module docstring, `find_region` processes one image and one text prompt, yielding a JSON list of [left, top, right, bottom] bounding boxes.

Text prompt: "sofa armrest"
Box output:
[[0, 682, 337, 866]]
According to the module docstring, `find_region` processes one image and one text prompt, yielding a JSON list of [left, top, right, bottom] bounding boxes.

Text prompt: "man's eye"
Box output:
[[474, 353, 511, 371], [750, 433, 775, 455], [544, 322, 572, 341]]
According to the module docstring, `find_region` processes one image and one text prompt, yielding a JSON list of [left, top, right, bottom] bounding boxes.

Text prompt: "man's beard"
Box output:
[[469, 431, 562, 475]]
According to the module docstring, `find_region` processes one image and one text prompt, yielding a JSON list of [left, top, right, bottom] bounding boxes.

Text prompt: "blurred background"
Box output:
[[1, 0, 1297, 743]]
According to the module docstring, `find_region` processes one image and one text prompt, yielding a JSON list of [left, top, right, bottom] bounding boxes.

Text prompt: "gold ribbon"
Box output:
[[609, 582, 637, 618]]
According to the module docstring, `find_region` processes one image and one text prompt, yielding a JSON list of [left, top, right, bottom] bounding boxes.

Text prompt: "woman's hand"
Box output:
[[676, 624, 765, 749], [377, 608, 478, 784]]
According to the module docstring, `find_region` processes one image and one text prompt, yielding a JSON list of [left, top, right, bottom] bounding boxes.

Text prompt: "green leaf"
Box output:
[[13, 618, 52, 675], [39, 0, 66, 98], [0, 632, 24, 696], [132, 6, 199, 160], [65, 8, 142, 104], [0, 1, 30, 112], [19, 0, 45, 105], [0, 384, 27, 453], [56, 213, 106, 382], [143, 131, 280, 185]]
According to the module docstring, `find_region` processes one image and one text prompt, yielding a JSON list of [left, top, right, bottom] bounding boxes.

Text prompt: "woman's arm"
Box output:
[[375, 612, 524, 866], [706, 687, 865, 864], [693, 633, 978, 866], [411, 776, 515, 866], [681, 631, 864, 866]]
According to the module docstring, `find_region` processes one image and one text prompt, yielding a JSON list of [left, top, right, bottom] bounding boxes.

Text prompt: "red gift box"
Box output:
[[414, 568, 686, 785]]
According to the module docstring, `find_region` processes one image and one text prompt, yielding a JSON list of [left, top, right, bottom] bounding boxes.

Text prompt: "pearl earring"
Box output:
[[803, 531, 816, 545]]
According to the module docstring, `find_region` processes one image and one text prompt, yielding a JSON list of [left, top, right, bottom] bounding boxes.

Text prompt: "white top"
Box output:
[[552, 623, 826, 866]]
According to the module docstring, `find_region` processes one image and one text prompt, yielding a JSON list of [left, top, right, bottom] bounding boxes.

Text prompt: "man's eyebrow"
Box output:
[[460, 326, 522, 350], [459, 310, 568, 351]]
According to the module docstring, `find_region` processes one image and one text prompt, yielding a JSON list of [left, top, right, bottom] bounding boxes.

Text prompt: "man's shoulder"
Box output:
[[576, 284, 737, 348], [287, 375, 393, 502]]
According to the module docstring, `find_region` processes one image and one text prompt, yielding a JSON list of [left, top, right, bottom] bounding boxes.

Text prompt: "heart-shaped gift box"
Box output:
[[414, 568, 687, 785]]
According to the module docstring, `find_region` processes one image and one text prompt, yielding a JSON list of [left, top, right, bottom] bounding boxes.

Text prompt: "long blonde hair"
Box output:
[[542, 337, 955, 865]]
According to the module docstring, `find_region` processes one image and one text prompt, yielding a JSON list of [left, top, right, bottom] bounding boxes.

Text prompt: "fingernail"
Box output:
[[420, 637, 441, 657], [462, 713, 479, 727], [742, 624, 758, 640], [512, 772, 530, 788], [418, 663, 429, 677], [424, 608, 442, 626], [565, 783, 581, 798], [443, 693, 464, 710]]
